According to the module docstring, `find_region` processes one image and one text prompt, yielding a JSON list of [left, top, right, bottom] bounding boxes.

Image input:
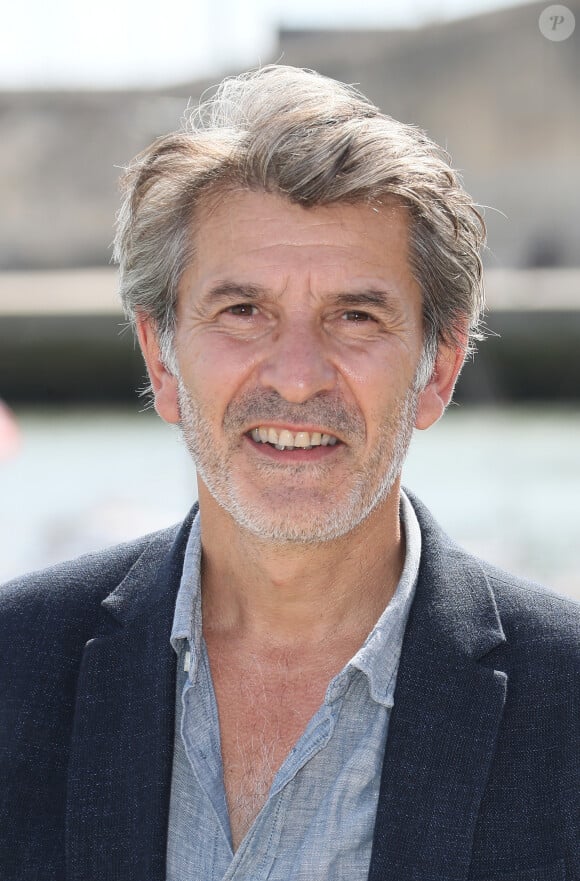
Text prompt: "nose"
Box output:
[[257, 313, 337, 404]]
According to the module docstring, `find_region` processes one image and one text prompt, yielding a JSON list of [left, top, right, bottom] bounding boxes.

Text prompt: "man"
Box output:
[[1, 65, 578, 881]]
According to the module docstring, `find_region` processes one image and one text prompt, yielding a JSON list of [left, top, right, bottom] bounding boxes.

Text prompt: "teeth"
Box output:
[[278, 430, 294, 448], [249, 426, 339, 450]]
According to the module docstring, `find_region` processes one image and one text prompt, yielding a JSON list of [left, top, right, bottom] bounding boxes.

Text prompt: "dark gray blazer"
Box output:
[[1, 494, 579, 881]]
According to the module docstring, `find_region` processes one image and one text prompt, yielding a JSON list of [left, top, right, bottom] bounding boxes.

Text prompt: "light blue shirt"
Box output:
[[167, 491, 421, 881]]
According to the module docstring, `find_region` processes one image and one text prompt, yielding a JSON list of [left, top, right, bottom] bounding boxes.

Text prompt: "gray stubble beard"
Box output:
[[176, 376, 419, 546]]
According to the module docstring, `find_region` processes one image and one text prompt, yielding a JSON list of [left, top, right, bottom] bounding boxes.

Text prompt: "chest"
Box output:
[[205, 644, 334, 848]]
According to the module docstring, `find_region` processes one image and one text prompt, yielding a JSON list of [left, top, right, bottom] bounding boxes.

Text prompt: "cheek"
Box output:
[[179, 334, 260, 400], [337, 345, 414, 407]]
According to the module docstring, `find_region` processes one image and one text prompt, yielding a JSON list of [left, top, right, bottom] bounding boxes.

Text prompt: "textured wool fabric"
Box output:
[[166, 493, 421, 881], [0, 493, 578, 881]]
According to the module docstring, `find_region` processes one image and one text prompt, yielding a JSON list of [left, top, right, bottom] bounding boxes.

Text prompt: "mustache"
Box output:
[[222, 390, 365, 439]]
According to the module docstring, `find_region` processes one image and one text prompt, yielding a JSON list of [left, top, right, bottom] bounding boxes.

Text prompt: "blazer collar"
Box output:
[[65, 505, 198, 881], [100, 503, 199, 628], [368, 492, 507, 881]]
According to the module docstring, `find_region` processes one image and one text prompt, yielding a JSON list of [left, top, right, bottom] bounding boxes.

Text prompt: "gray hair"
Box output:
[[114, 65, 486, 382]]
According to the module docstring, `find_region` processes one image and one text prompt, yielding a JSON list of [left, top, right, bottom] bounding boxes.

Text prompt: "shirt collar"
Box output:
[[337, 490, 421, 708], [170, 510, 202, 655]]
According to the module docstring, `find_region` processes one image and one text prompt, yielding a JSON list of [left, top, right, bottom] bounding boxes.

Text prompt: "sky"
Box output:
[[2, 0, 536, 89]]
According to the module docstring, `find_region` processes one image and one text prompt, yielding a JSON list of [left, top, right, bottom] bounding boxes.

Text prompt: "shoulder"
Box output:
[[0, 523, 182, 636], [458, 548, 579, 677], [447, 550, 580, 691], [479, 558, 580, 665], [0, 521, 188, 728], [407, 488, 580, 662]]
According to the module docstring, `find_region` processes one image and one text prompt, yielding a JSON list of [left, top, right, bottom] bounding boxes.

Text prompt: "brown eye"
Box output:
[[343, 310, 373, 322], [227, 303, 258, 316]]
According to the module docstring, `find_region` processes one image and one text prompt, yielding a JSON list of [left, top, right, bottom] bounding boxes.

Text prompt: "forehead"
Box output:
[[182, 188, 418, 299]]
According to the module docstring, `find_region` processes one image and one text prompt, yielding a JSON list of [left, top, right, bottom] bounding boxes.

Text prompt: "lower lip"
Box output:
[[244, 434, 343, 462]]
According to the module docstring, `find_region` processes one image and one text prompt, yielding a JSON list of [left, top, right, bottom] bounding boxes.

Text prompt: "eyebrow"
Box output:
[[332, 289, 402, 313], [201, 281, 269, 304], [201, 281, 404, 316]]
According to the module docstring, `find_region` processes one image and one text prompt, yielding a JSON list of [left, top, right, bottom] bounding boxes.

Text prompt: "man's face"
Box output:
[[147, 190, 445, 543]]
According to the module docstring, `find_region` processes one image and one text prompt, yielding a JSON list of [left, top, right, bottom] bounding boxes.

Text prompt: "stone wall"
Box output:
[[1, 1, 578, 271]]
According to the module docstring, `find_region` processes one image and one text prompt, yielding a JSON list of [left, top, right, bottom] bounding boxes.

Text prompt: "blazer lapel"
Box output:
[[65, 507, 197, 881], [368, 497, 508, 881]]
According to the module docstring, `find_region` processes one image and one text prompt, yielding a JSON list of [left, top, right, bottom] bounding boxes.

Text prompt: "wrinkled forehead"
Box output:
[[192, 183, 409, 235], [185, 187, 414, 279]]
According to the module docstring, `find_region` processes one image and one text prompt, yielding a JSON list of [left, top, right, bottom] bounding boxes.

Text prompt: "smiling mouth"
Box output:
[[247, 426, 340, 451]]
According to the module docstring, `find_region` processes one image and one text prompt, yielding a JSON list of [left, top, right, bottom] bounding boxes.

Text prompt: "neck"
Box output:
[[198, 481, 405, 649]]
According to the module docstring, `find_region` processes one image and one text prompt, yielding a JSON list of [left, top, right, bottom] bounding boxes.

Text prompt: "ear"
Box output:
[[414, 339, 466, 431], [135, 314, 180, 424]]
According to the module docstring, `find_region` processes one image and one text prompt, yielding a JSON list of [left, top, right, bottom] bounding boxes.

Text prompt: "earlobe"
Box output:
[[135, 314, 180, 424], [414, 340, 466, 431]]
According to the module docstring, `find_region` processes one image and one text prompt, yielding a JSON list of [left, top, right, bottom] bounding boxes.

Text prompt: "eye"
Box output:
[[342, 310, 374, 323], [225, 303, 259, 317]]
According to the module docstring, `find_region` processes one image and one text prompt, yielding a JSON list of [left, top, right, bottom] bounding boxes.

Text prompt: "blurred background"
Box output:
[[1, 0, 578, 597]]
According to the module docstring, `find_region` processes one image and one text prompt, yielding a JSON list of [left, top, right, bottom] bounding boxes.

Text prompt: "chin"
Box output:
[[210, 472, 399, 546]]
